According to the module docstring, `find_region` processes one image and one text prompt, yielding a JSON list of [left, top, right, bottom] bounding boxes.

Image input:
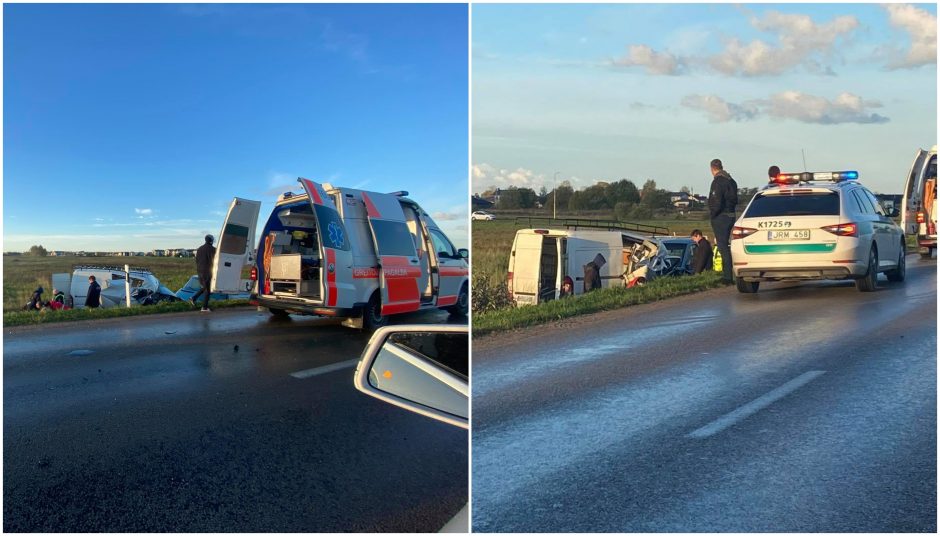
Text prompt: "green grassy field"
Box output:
[[3, 255, 199, 311], [473, 271, 725, 336]]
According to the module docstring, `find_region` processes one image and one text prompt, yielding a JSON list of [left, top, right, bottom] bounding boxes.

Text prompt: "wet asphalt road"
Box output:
[[473, 255, 936, 532], [4, 308, 467, 532]]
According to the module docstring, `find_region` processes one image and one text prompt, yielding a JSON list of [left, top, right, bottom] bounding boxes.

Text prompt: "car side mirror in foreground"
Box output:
[[458, 248, 469, 260], [354, 325, 468, 429]]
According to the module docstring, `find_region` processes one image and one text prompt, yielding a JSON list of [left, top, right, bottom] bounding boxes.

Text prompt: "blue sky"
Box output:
[[4, 3, 468, 251], [472, 3, 937, 197]]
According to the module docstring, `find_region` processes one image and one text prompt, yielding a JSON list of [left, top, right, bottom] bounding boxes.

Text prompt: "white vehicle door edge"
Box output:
[[211, 197, 261, 292]]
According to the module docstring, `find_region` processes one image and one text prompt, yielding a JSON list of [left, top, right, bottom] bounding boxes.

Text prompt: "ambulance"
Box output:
[[211, 178, 469, 328], [901, 145, 937, 258]]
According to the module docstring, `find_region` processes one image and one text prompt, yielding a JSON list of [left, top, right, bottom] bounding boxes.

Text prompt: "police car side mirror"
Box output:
[[458, 248, 469, 260], [354, 325, 468, 429]]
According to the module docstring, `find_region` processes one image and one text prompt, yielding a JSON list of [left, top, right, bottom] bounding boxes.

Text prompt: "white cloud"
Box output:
[[763, 91, 889, 124], [708, 11, 858, 76], [612, 45, 683, 75], [682, 91, 889, 125], [882, 4, 937, 69], [472, 163, 547, 192], [681, 95, 758, 122], [134, 208, 153, 216]]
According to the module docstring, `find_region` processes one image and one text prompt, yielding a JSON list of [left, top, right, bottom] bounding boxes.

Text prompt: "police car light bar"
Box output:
[[774, 171, 858, 185]]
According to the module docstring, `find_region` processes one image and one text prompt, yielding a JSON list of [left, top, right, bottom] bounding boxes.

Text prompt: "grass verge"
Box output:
[[473, 272, 725, 337], [4, 299, 251, 328]]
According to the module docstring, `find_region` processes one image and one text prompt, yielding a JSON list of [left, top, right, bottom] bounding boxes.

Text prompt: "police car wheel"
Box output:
[[856, 247, 879, 292], [447, 284, 469, 317], [735, 278, 759, 294], [363, 292, 387, 329], [886, 243, 906, 282]]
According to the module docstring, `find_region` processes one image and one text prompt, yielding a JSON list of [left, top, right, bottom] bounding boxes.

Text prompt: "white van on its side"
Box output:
[[901, 145, 937, 258], [212, 178, 469, 328], [507, 228, 664, 306]]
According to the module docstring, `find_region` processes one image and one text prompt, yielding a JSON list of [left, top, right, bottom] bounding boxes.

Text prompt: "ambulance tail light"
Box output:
[[917, 211, 925, 224], [732, 226, 758, 239], [250, 266, 258, 281], [821, 223, 858, 237], [507, 271, 513, 291]]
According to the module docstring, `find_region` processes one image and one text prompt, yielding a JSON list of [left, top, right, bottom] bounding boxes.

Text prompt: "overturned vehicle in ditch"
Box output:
[[506, 218, 699, 306], [54, 266, 181, 308]]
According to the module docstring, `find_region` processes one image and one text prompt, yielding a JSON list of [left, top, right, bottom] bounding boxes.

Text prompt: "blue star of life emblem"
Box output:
[[328, 221, 345, 249]]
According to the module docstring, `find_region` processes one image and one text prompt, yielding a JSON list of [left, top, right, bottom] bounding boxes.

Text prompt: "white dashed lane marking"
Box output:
[[687, 370, 827, 439]]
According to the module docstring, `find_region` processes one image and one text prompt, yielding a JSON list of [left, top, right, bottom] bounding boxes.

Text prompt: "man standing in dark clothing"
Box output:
[[85, 276, 101, 308], [707, 158, 738, 283], [191, 234, 216, 312], [583, 253, 606, 293], [689, 229, 713, 275]]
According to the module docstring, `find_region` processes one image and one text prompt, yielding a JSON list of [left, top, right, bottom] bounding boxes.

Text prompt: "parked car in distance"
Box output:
[[471, 211, 495, 221], [353, 324, 469, 532], [731, 170, 906, 293]]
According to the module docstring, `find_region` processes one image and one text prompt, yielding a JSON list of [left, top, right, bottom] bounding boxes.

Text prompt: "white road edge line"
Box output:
[[687, 370, 827, 439], [290, 358, 359, 379]]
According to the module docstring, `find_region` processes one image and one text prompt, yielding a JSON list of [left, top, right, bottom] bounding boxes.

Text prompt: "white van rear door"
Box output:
[[511, 233, 544, 304], [297, 178, 354, 308], [902, 149, 928, 234], [211, 197, 261, 292], [360, 192, 422, 315]]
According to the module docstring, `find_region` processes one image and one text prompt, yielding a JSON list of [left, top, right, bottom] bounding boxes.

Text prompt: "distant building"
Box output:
[[472, 195, 494, 210]]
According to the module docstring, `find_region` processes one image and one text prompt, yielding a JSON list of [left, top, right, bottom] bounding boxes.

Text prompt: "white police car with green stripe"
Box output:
[[731, 171, 906, 293]]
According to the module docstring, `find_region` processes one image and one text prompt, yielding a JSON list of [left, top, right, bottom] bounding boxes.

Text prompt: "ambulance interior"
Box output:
[[264, 202, 323, 301]]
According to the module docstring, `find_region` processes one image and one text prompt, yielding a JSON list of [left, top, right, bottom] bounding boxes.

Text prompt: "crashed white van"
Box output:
[[57, 266, 179, 308], [212, 178, 469, 328], [901, 145, 937, 258], [508, 227, 667, 306]]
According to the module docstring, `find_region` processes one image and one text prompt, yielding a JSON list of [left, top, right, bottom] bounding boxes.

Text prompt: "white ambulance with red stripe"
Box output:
[[211, 178, 468, 328]]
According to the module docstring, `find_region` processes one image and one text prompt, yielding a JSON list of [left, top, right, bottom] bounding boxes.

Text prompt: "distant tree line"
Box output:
[[480, 180, 760, 219]]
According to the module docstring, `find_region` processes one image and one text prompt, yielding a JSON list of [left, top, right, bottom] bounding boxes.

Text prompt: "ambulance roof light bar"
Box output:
[[773, 171, 859, 185]]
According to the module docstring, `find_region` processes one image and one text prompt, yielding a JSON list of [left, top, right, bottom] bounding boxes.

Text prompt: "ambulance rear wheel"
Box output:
[[268, 307, 290, 317], [363, 292, 387, 329], [447, 283, 469, 317]]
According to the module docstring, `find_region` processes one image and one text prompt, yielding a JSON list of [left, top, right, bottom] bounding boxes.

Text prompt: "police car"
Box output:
[[211, 178, 469, 328], [731, 171, 906, 293]]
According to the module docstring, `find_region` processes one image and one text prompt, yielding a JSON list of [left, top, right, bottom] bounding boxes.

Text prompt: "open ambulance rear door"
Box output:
[[297, 178, 354, 308], [902, 149, 928, 235], [360, 191, 423, 315], [211, 197, 261, 293]]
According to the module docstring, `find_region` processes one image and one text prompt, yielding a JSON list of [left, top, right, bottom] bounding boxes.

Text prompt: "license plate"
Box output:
[[768, 229, 810, 240]]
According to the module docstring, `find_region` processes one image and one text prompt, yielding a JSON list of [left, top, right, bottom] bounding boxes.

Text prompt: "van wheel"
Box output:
[[446, 284, 469, 317], [735, 278, 759, 293], [856, 247, 878, 292], [886, 243, 906, 282], [362, 292, 387, 329], [269, 308, 290, 317]]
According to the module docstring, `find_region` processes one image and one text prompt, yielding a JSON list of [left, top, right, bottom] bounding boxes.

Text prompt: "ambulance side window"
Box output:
[[430, 230, 457, 259], [371, 220, 416, 257]]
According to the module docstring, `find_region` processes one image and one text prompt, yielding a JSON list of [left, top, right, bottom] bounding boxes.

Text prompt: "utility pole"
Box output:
[[553, 171, 560, 219]]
